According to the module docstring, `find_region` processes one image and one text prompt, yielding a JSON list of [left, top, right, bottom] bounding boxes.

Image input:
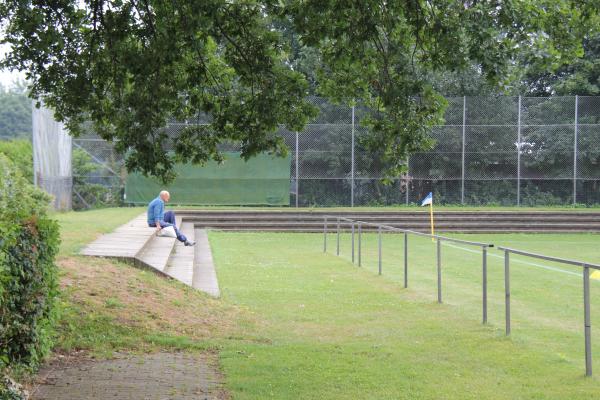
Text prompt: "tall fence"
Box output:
[[69, 96, 600, 207]]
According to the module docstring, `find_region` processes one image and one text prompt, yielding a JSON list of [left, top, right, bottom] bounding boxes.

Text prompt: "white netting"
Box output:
[[32, 102, 72, 210]]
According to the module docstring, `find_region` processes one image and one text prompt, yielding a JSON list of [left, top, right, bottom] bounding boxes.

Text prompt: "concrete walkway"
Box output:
[[81, 214, 219, 297], [32, 353, 225, 400], [80, 214, 154, 259]]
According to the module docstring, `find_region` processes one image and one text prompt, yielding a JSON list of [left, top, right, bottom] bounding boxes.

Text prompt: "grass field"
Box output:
[[211, 230, 600, 399], [50, 208, 600, 399]]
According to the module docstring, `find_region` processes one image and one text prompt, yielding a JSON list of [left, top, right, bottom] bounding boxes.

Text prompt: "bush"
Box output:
[[0, 154, 60, 392], [0, 140, 32, 183]]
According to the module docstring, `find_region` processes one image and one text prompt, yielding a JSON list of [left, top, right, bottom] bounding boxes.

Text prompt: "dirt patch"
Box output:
[[30, 352, 228, 400], [57, 256, 249, 342]]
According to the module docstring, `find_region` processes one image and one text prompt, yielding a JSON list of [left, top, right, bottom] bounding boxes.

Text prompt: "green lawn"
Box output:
[[52, 207, 145, 256], [50, 208, 600, 399], [210, 230, 600, 399]]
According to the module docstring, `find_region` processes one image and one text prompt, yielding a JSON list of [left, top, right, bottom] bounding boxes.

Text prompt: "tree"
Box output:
[[1, 1, 598, 182], [287, 0, 599, 178], [0, 139, 32, 182], [521, 33, 600, 96], [0, 81, 31, 139], [1, 0, 317, 182]]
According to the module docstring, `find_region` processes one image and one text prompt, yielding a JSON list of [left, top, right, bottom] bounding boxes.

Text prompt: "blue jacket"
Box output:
[[147, 196, 165, 226]]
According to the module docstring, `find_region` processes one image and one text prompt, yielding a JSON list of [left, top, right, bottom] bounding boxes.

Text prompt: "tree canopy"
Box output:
[[0, 81, 31, 139], [1, 0, 599, 181]]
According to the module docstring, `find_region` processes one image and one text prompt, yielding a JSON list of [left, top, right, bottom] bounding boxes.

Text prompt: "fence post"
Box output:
[[482, 247, 488, 324], [584, 265, 592, 376], [323, 216, 327, 253], [336, 218, 340, 256], [358, 222, 362, 267], [574, 95, 579, 205], [378, 226, 382, 275], [461, 96, 466, 204], [517, 96, 522, 207], [404, 232, 408, 288], [295, 131, 299, 208], [437, 238, 442, 303], [351, 105, 355, 207], [405, 157, 410, 205], [505, 250, 511, 335], [351, 222, 355, 264]]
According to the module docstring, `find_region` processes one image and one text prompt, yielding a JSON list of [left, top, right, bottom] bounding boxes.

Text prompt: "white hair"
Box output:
[[159, 190, 170, 198]]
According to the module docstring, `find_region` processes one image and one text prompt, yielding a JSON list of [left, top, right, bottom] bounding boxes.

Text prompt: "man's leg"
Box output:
[[159, 220, 188, 244], [163, 211, 177, 228]]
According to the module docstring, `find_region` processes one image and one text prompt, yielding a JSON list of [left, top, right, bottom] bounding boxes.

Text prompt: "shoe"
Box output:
[[184, 240, 196, 246]]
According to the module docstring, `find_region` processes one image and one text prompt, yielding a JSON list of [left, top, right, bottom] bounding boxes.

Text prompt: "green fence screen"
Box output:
[[125, 152, 291, 205]]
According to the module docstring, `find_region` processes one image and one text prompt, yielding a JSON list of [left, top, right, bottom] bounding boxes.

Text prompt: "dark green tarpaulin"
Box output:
[[125, 152, 291, 205]]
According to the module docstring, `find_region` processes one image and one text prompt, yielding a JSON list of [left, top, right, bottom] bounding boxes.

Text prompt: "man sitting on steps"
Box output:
[[147, 190, 195, 246]]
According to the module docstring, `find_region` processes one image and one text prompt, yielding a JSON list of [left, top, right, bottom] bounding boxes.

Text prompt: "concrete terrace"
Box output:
[[81, 213, 220, 298]]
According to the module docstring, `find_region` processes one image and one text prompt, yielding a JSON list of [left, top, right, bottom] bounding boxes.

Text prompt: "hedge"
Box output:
[[0, 154, 60, 397]]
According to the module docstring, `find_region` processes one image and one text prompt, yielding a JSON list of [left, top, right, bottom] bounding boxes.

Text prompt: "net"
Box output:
[[32, 102, 72, 210]]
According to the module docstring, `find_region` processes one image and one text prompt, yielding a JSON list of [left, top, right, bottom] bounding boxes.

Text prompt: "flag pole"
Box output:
[[429, 203, 435, 242]]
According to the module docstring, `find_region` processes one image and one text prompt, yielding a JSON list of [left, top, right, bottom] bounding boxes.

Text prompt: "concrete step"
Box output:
[[177, 210, 600, 233], [190, 221, 600, 230], [184, 216, 600, 223], [178, 210, 600, 218], [207, 227, 600, 233], [193, 229, 220, 298], [134, 216, 183, 275], [81, 214, 155, 259], [163, 222, 195, 286]]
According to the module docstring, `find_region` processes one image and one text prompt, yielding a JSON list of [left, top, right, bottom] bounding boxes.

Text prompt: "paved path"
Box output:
[[32, 353, 225, 400], [193, 230, 220, 298]]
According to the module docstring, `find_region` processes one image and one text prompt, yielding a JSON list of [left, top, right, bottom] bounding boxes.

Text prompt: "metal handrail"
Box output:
[[330, 218, 493, 248], [324, 215, 598, 377], [497, 246, 600, 270], [323, 215, 492, 320], [497, 245, 598, 377]]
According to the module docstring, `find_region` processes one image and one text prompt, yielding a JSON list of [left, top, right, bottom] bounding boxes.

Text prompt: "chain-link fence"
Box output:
[[72, 95, 600, 207]]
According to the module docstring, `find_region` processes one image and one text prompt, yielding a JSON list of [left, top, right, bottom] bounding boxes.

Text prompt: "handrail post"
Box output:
[[483, 247, 488, 324], [437, 238, 442, 303], [351, 222, 355, 264], [323, 216, 327, 253], [584, 265, 592, 377], [505, 250, 511, 335], [378, 226, 382, 275], [404, 232, 408, 288], [358, 222, 362, 267], [336, 218, 340, 256]]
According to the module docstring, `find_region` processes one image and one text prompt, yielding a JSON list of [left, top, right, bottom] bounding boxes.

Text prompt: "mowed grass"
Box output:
[[52, 207, 145, 256], [51, 207, 252, 359], [341, 231, 600, 352], [50, 208, 600, 398], [210, 230, 600, 399]]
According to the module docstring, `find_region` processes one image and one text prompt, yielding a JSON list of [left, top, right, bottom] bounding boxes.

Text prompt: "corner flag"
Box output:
[[421, 192, 433, 207], [421, 192, 435, 238]]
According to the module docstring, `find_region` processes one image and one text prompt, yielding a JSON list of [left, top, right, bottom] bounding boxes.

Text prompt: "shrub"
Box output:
[[0, 139, 32, 183], [0, 154, 60, 383]]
